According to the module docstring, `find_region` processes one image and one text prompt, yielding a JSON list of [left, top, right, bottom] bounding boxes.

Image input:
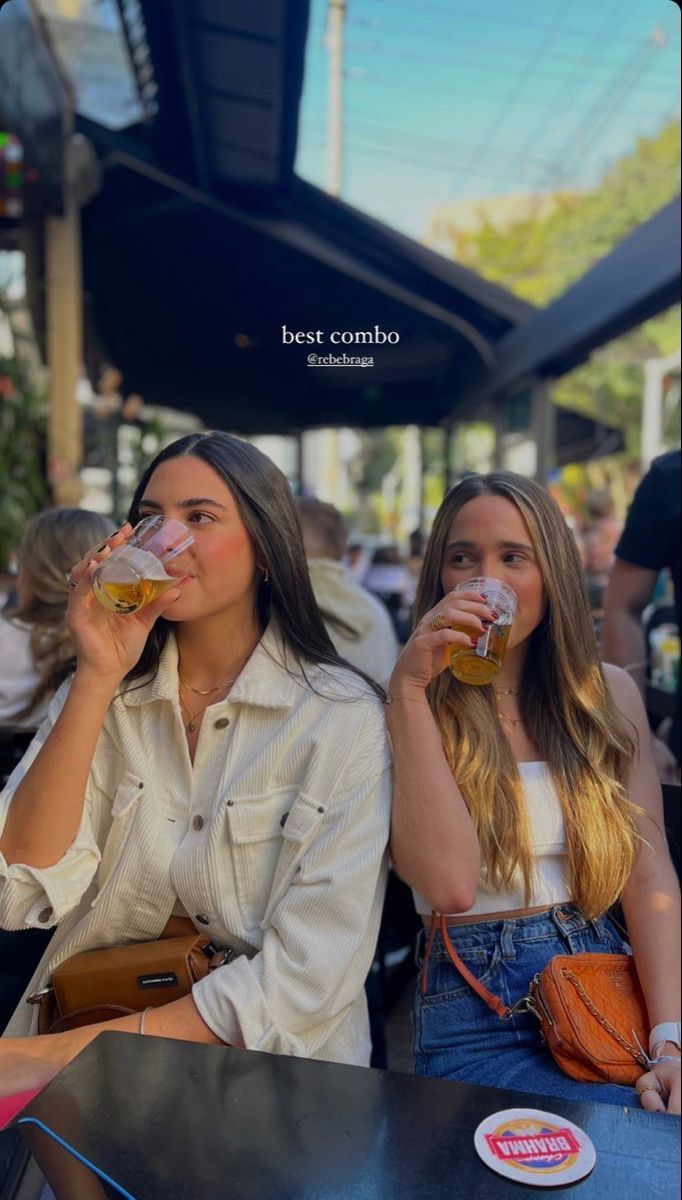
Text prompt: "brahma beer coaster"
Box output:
[[474, 1108, 596, 1187]]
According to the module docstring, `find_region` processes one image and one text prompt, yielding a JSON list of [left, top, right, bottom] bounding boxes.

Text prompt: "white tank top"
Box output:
[[411, 761, 571, 917]]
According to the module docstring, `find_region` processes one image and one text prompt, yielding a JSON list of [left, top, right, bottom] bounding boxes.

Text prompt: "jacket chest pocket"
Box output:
[[96, 771, 145, 897], [225, 788, 322, 928]]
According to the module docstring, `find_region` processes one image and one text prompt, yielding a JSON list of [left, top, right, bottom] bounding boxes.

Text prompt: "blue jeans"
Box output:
[[414, 905, 640, 1107]]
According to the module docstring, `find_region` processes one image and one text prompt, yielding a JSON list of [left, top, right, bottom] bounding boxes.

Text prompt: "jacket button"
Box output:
[[214, 718, 230, 729], [37, 907, 53, 923], [280, 811, 289, 828], [195, 914, 210, 926], [192, 815, 204, 831], [226, 799, 234, 807]]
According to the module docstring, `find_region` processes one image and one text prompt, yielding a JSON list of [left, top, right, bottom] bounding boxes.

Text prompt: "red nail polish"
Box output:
[[470, 638, 479, 647]]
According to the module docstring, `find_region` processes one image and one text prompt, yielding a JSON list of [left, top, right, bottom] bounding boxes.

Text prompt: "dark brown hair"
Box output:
[[125, 432, 384, 698]]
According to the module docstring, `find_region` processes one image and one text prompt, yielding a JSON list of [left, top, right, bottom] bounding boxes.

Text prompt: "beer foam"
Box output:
[[106, 547, 171, 581]]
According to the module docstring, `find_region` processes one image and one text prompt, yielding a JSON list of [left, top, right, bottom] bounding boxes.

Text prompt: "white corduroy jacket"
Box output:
[[0, 627, 392, 1064]]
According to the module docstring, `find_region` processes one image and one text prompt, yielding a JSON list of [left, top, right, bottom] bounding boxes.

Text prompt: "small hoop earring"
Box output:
[[261, 567, 270, 585]]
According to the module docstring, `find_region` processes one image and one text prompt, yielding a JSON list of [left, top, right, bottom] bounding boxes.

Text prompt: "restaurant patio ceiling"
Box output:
[[1, 0, 677, 463]]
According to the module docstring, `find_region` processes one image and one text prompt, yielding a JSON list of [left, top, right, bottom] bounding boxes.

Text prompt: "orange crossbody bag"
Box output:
[[422, 912, 650, 1086]]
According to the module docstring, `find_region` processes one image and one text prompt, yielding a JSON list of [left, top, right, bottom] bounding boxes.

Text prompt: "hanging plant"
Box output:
[[0, 352, 49, 569]]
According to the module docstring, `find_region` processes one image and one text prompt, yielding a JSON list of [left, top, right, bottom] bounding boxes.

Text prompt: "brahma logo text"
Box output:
[[485, 1117, 581, 1175]]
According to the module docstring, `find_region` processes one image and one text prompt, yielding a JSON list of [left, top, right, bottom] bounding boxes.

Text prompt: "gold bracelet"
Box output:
[[385, 694, 430, 705]]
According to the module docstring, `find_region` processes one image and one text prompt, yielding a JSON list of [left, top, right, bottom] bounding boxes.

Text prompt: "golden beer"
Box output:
[[92, 546, 175, 615], [449, 622, 511, 685], [93, 575, 174, 615]]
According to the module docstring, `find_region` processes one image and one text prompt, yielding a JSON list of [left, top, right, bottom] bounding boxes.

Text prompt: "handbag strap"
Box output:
[[423, 912, 511, 1019], [47, 1003, 136, 1034]]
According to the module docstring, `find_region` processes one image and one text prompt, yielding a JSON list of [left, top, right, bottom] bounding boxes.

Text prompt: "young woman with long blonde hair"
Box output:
[[389, 471, 680, 1112]]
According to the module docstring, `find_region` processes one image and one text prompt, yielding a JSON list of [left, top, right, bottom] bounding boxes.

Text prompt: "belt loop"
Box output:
[[550, 904, 588, 950], [499, 918, 516, 961]]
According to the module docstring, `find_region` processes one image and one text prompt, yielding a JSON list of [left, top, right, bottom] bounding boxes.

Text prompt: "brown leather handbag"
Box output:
[[424, 913, 650, 1086], [27, 934, 250, 1035]]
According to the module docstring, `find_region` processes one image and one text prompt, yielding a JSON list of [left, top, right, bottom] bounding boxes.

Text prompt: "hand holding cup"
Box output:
[[64, 521, 191, 685], [389, 588, 497, 697]]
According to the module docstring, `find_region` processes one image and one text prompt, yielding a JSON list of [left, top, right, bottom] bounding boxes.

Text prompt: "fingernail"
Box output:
[[470, 638, 479, 647], [96, 543, 107, 552], [491, 610, 499, 620]]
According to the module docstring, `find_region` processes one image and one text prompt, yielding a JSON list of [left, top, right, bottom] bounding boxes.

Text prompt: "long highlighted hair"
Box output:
[[8, 508, 116, 719], [415, 472, 639, 919]]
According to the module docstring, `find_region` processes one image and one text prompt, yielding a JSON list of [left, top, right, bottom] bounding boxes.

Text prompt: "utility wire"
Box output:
[[362, 0, 675, 45], [444, 0, 578, 199], [527, 20, 676, 209]]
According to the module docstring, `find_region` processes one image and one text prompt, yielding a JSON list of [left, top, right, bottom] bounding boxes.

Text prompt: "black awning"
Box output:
[[555, 406, 625, 466]]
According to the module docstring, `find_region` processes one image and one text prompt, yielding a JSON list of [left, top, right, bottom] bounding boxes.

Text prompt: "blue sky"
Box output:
[[296, 0, 681, 241]]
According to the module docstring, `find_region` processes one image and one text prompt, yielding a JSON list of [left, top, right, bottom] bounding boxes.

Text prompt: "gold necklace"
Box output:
[[179, 674, 236, 696], [493, 686, 521, 696], [179, 683, 229, 733], [497, 709, 523, 727]]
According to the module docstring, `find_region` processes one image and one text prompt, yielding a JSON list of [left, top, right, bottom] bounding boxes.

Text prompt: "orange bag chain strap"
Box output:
[[422, 911, 650, 1082], [553, 964, 647, 1064]]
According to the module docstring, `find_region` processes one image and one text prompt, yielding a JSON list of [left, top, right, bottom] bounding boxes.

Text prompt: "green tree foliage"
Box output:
[[0, 354, 49, 569], [452, 119, 681, 457]]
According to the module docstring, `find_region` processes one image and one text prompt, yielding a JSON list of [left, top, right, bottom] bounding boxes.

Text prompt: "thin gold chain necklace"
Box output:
[[178, 674, 236, 696], [179, 680, 232, 733], [497, 709, 523, 727], [493, 686, 521, 696]]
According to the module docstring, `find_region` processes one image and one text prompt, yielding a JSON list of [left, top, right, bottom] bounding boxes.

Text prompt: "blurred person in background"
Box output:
[[581, 489, 622, 622], [602, 449, 680, 781], [0, 508, 115, 1032], [407, 528, 425, 593], [0, 509, 116, 731], [297, 497, 399, 688], [344, 539, 369, 586], [364, 545, 415, 643]]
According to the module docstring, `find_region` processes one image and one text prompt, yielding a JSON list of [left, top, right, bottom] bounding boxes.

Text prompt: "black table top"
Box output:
[[8, 1032, 681, 1200]]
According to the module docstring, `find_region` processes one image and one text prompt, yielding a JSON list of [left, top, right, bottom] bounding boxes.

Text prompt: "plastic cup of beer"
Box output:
[[449, 577, 518, 686], [91, 517, 195, 615]]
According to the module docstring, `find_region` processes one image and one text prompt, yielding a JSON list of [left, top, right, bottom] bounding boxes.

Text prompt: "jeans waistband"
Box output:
[[429, 904, 607, 951]]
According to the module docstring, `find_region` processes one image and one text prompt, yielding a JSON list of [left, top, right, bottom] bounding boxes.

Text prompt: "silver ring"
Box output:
[[64, 571, 78, 588]]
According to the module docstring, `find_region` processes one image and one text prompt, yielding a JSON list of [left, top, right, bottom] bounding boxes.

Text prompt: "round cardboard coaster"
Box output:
[[474, 1107, 596, 1187]]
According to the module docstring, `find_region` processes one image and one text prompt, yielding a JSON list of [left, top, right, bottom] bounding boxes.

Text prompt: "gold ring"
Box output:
[[431, 612, 447, 632], [636, 1083, 662, 1096], [64, 571, 78, 588]]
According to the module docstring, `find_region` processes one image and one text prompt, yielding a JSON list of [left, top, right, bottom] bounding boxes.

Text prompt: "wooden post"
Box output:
[[45, 184, 83, 505], [531, 378, 556, 483]]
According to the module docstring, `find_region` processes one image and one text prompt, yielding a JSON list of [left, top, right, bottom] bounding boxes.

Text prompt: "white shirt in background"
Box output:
[[0, 614, 50, 730], [307, 558, 399, 687]]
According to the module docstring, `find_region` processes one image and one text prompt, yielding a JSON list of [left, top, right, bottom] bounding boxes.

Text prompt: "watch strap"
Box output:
[[649, 1021, 682, 1056]]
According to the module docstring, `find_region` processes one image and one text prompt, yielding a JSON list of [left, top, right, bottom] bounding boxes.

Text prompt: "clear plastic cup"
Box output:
[[91, 517, 195, 615], [449, 577, 518, 685]]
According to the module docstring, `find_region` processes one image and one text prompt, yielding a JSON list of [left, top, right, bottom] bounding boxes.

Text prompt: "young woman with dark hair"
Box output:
[[388, 471, 680, 1113], [0, 432, 391, 1094]]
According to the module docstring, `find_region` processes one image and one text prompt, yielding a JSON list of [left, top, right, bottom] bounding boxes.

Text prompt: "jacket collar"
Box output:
[[119, 624, 301, 710]]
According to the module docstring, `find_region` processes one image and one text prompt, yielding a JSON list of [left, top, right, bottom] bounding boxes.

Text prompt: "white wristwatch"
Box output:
[[649, 1021, 682, 1057]]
